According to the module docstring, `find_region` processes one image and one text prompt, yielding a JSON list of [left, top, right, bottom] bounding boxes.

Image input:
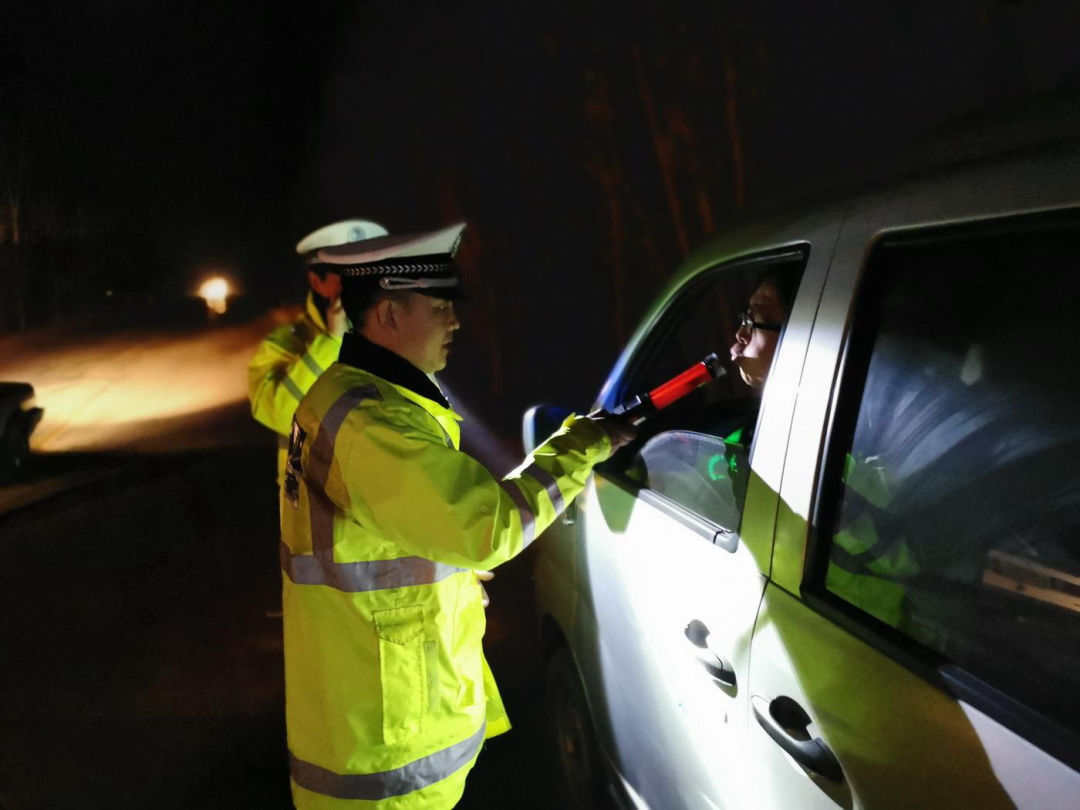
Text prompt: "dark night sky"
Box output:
[[3, 0, 346, 293], [5, 0, 1080, 436]]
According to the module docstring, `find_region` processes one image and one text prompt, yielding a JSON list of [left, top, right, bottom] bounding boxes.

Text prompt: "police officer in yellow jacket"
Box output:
[[280, 222, 632, 809], [249, 219, 389, 483]]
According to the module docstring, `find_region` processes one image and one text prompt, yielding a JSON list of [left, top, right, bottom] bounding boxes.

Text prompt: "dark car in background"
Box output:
[[0, 383, 43, 481]]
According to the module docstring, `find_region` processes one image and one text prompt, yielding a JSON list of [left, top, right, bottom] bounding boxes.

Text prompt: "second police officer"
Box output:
[[248, 218, 389, 484]]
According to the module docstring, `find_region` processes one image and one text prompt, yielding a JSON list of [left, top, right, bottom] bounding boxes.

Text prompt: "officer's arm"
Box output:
[[334, 411, 611, 570], [247, 330, 341, 436]]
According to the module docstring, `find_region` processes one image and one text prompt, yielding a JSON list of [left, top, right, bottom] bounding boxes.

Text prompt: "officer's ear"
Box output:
[[370, 297, 398, 332]]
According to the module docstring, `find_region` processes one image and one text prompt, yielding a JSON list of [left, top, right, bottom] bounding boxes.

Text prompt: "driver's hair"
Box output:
[[755, 269, 799, 320]]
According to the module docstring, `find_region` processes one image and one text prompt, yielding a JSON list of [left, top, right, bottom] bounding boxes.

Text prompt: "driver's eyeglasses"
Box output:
[[738, 309, 783, 334]]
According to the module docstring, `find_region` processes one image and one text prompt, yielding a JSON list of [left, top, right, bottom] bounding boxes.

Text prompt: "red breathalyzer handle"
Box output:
[[648, 360, 714, 409], [618, 353, 724, 425]]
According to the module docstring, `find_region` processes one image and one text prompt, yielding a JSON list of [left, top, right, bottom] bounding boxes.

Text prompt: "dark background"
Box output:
[[4, 0, 1080, 436], [2, 4, 1080, 808]]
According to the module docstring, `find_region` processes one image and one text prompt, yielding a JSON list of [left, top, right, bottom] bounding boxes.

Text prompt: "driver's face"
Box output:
[[730, 282, 785, 389]]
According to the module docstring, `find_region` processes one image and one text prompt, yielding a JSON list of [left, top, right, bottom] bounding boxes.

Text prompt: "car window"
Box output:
[[633, 430, 750, 530], [816, 212, 1080, 735], [611, 249, 806, 531]]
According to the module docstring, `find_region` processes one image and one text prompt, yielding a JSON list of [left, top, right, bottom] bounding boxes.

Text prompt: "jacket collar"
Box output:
[[338, 333, 450, 409]]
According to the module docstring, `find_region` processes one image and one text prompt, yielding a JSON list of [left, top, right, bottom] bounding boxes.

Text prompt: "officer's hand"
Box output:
[[326, 295, 349, 339], [588, 411, 637, 452], [476, 570, 494, 608]]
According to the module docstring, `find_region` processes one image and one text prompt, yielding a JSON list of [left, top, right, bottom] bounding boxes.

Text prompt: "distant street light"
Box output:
[[198, 276, 229, 315]]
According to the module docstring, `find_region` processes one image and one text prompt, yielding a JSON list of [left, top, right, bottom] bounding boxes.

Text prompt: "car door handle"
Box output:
[[752, 695, 843, 783], [684, 619, 737, 687]]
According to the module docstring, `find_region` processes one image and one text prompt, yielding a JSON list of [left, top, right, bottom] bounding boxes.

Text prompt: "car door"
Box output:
[[559, 216, 838, 809], [747, 150, 1080, 809]]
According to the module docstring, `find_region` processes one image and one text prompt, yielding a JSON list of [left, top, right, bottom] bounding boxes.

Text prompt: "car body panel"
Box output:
[[747, 584, 1017, 809], [582, 475, 765, 809], [535, 144, 1080, 809]]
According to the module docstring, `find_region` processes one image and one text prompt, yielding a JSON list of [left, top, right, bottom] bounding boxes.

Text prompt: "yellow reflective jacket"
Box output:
[[827, 453, 919, 628], [248, 293, 343, 482], [280, 357, 612, 810]]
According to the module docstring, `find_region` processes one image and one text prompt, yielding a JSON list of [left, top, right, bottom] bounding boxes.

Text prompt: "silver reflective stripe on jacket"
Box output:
[[498, 479, 536, 547], [307, 384, 380, 499], [307, 384, 381, 558], [290, 723, 486, 800], [301, 351, 325, 377], [281, 382, 469, 592], [280, 541, 467, 592], [521, 462, 565, 513], [283, 375, 305, 403]]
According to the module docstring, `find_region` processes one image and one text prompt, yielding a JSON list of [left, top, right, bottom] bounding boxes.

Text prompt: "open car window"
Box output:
[[607, 248, 806, 532]]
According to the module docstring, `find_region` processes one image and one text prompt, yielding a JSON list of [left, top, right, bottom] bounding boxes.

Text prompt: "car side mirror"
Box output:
[[522, 404, 574, 454]]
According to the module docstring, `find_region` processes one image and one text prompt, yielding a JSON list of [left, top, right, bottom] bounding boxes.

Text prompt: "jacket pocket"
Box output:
[[373, 605, 427, 745]]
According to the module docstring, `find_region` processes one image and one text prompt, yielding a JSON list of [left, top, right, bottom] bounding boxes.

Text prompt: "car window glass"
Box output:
[[612, 251, 805, 530], [632, 430, 749, 529], [819, 214, 1080, 734]]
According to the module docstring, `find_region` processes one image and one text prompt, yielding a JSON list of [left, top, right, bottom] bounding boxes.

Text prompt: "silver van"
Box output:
[[524, 144, 1080, 809]]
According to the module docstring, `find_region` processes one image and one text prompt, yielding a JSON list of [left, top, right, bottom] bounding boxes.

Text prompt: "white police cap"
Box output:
[[295, 219, 389, 255], [306, 223, 466, 298]]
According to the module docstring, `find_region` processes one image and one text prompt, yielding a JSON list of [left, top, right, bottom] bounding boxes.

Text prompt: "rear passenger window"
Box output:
[[817, 212, 1080, 733], [609, 249, 805, 531]]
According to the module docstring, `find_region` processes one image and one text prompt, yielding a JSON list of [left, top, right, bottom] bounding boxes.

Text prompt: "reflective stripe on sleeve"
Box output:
[[308, 489, 336, 559], [498, 479, 536, 547], [283, 375, 305, 403], [290, 722, 486, 800], [307, 384, 382, 489], [280, 541, 467, 592], [307, 384, 382, 558], [521, 463, 565, 514], [301, 352, 325, 377]]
